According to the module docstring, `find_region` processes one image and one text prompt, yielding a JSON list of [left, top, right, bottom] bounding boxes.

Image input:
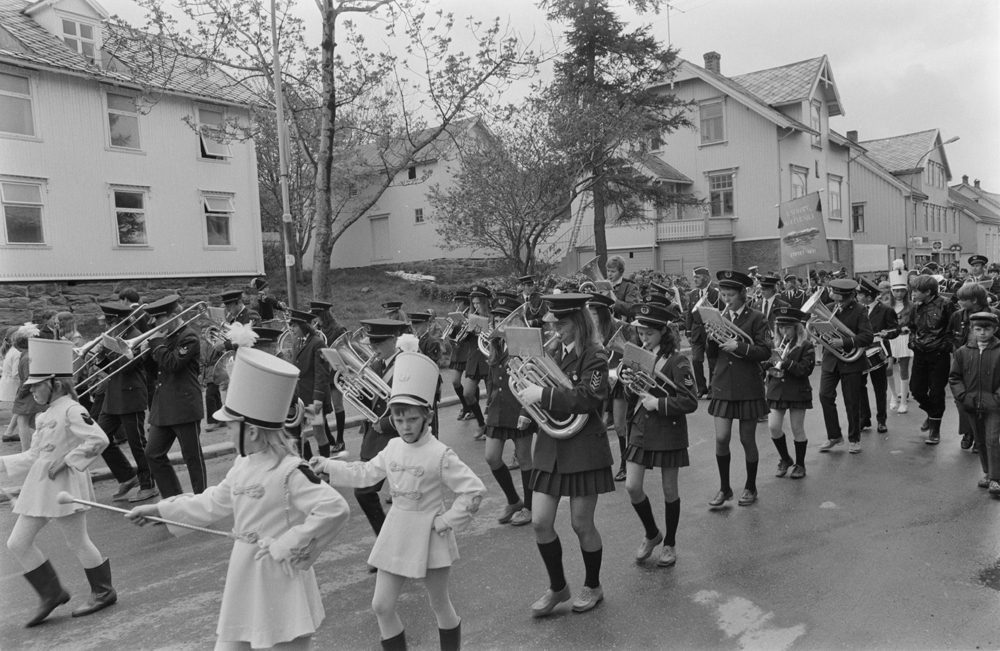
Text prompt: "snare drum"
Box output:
[[863, 343, 888, 374]]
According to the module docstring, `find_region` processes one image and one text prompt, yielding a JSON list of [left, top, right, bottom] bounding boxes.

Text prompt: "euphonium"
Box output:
[[478, 304, 528, 356], [801, 289, 865, 363], [616, 343, 691, 400], [322, 331, 391, 423], [703, 311, 753, 347], [507, 356, 588, 439]]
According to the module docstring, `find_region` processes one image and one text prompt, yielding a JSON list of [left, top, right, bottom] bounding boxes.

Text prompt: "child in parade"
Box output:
[[765, 308, 816, 479], [514, 294, 615, 616], [948, 312, 1000, 494], [707, 271, 771, 506], [445, 291, 474, 421], [887, 260, 913, 412], [907, 274, 956, 445], [484, 295, 534, 527], [623, 303, 698, 567], [311, 351, 486, 651], [128, 348, 350, 651], [1, 338, 115, 627], [463, 286, 492, 439], [588, 294, 631, 482], [949, 283, 997, 451], [11, 324, 45, 451]]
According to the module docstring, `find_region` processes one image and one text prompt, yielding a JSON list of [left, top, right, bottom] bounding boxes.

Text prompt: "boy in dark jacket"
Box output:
[[949, 312, 1000, 495]]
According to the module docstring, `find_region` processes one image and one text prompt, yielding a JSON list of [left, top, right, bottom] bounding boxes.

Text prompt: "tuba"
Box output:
[[321, 330, 391, 423], [577, 256, 612, 295], [697, 304, 753, 347], [801, 289, 865, 363], [477, 304, 528, 356], [504, 327, 588, 439]]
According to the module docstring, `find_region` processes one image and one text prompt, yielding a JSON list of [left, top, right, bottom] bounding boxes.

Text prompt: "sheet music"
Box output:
[[621, 343, 656, 375], [504, 327, 545, 359]]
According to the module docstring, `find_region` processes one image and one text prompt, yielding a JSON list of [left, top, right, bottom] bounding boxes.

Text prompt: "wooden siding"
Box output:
[[848, 160, 907, 248], [656, 238, 732, 277], [0, 70, 262, 281]]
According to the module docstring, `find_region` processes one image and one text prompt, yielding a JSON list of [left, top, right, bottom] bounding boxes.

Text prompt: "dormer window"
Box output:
[[62, 18, 96, 60]]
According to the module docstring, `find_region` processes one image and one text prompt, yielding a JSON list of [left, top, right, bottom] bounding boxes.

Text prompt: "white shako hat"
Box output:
[[214, 348, 300, 428], [387, 352, 439, 408], [889, 259, 908, 290], [23, 338, 75, 385]]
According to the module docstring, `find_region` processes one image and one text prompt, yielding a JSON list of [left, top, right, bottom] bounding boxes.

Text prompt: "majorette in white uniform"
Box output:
[[152, 348, 350, 649], [888, 260, 912, 359]]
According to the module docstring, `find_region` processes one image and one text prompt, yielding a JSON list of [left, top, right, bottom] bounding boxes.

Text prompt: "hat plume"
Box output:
[[224, 322, 259, 348], [396, 333, 420, 353]]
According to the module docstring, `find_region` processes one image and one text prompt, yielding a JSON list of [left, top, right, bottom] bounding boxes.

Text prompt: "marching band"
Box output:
[[1, 257, 999, 650]]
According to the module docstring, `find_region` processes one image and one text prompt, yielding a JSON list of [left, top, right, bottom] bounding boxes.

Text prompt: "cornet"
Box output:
[[477, 304, 528, 356], [801, 289, 865, 363]]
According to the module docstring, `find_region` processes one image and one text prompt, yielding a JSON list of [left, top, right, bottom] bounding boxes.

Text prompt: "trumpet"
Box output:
[[477, 304, 528, 356], [801, 289, 865, 363], [766, 338, 794, 378], [321, 331, 391, 423]]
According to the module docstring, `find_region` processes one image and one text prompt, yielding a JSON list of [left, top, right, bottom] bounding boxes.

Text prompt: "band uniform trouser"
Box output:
[[819, 368, 864, 443], [690, 341, 717, 395], [99, 410, 154, 490], [145, 421, 207, 497], [205, 383, 223, 425], [860, 364, 889, 426]]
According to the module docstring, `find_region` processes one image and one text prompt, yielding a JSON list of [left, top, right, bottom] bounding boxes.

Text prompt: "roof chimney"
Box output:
[[704, 52, 721, 75], [962, 174, 969, 185], [847, 130, 858, 143], [974, 179, 981, 189]]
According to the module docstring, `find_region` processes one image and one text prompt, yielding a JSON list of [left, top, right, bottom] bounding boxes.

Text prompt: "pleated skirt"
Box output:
[[531, 467, 615, 497], [890, 333, 912, 359], [486, 425, 533, 442], [709, 398, 769, 420], [768, 399, 813, 411], [624, 445, 689, 470]]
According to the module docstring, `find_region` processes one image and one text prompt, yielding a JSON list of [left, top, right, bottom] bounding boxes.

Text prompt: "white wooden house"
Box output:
[[0, 0, 263, 283], [950, 179, 1000, 267], [548, 52, 858, 277]]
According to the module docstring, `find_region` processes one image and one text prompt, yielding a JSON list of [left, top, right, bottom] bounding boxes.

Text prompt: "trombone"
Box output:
[[800, 289, 865, 363], [72, 303, 148, 377]]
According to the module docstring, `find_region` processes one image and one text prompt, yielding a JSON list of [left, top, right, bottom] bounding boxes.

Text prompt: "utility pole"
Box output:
[[271, 0, 298, 308]]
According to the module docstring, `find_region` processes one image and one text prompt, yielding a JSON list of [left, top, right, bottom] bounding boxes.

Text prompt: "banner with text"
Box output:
[[778, 192, 830, 269]]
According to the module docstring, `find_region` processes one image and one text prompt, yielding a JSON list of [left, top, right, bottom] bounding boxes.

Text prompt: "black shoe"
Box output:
[[23, 560, 71, 627], [877, 423, 888, 433], [920, 419, 930, 432], [456, 409, 469, 421], [72, 559, 117, 617], [961, 433, 974, 450], [860, 420, 872, 430], [331, 442, 346, 454], [614, 467, 626, 482]]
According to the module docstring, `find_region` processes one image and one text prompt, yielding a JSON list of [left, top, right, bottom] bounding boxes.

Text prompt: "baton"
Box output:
[[55, 491, 233, 539]]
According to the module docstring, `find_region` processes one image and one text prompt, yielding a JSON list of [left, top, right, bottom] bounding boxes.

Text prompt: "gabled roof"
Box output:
[[674, 59, 818, 136], [355, 116, 482, 171], [829, 128, 865, 151], [950, 188, 1000, 226], [0, 0, 257, 106], [852, 152, 922, 198], [952, 181, 1000, 212], [24, 0, 108, 19], [858, 129, 951, 178], [730, 55, 843, 117], [638, 154, 693, 184]]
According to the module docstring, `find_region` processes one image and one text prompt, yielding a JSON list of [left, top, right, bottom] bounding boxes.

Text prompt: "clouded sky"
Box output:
[[103, 0, 1000, 189]]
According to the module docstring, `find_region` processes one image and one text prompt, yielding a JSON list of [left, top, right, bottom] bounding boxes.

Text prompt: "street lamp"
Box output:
[[903, 135, 959, 268], [271, 0, 298, 308]]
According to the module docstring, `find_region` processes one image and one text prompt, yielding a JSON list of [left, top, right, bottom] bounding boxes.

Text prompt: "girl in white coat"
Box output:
[[311, 352, 487, 651]]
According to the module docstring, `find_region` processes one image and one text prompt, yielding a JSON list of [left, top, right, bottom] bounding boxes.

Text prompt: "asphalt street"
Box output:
[[1, 390, 999, 651]]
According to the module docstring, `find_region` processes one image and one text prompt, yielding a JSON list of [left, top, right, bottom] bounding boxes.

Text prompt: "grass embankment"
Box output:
[[263, 259, 504, 329]]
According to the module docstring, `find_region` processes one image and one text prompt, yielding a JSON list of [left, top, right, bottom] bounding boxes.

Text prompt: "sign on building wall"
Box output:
[[778, 192, 831, 269]]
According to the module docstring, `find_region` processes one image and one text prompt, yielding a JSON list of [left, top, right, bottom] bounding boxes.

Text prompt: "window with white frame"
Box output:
[[790, 166, 808, 199], [1, 181, 45, 244], [61, 18, 97, 60], [699, 100, 725, 145], [810, 101, 822, 148], [414, 208, 424, 223], [107, 93, 141, 150], [852, 203, 865, 233], [203, 195, 234, 246], [0, 71, 34, 137], [196, 106, 231, 160], [113, 190, 147, 246], [828, 175, 842, 220], [708, 171, 734, 217]]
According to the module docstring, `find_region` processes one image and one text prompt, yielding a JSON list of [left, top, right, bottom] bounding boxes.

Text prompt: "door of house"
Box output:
[[370, 215, 391, 261]]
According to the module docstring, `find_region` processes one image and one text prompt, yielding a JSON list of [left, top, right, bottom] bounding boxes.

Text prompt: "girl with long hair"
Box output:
[[765, 309, 816, 479], [887, 261, 913, 413], [461, 286, 492, 439], [587, 294, 630, 482]]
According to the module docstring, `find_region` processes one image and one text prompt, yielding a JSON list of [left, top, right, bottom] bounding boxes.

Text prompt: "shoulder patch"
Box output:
[[298, 464, 322, 484], [590, 370, 603, 391], [82, 412, 95, 426]]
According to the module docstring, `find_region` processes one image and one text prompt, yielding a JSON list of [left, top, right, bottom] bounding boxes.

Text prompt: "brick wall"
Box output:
[[0, 276, 255, 338]]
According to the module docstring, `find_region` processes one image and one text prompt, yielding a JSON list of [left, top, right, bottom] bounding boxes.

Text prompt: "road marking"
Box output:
[[693, 589, 805, 650], [819, 501, 838, 509]]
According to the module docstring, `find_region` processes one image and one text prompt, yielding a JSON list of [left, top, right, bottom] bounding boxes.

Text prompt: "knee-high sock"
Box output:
[[581, 547, 603, 589], [537, 538, 566, 592], [772, 435, 792, 463], [745, 460, 758, 493], [794, 439, 808, 466], [900, 378, 910, 402], [334, 410, 346, 446], [491, 465, 521, 505], [520, 469, 533, 511], [468, 402, 485, 427], [318, 443, 331, 458], [631, 496, 660, 540], [454, 387, 469, 411], [716, 454, 731, 493], [664, 498, 681, 547]]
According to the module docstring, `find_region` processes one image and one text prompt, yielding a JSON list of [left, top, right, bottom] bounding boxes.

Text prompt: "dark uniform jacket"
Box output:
[[97, 328, 148, 415], [685, 284, 721, 345], [707, 306, 771, 401], [907, 295, 954, 354], [754, 294, 790, 330], [360, 354, 398, 461], [256, 295, 283, 322], [293, 333, 331, 406], [819, 300, 874, 374], [148, 325, 204, 426], [866, 302, 899, 356], [487, 340, 537, 431], [523, 290, 547, 328], [949, 338, 1000, 413], [612, 279, 641, 321], [765, 339, 816, 403], [226, 305, 255, 326], [629, 350, 698, 451], [783, 289, 807, 310], [531, 342, 614, 475]]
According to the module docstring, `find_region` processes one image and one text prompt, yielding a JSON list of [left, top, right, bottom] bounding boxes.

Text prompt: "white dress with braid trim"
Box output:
[[322, 434, 487, 578]]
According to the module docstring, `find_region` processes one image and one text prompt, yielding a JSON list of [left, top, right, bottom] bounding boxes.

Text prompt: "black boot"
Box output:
[[23, 560, 70, 627], [381, 630, 407, 651], [925, 419, 941, 446], [72, 558, 117, 617], [439, 621, 461, 651]]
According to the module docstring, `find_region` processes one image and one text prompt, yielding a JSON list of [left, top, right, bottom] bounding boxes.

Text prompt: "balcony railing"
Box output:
[[655, 217, 734, 241]]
